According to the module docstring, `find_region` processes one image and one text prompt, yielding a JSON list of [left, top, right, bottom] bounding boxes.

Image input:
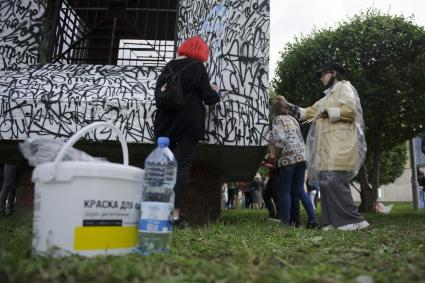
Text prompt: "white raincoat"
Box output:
[[299, 80, 367, 183]]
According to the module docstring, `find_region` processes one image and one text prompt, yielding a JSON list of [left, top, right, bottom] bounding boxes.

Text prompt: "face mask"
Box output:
[[325, 76, 335, 89]]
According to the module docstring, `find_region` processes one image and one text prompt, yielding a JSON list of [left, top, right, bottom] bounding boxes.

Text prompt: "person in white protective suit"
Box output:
[[276, 63, 369, 231]]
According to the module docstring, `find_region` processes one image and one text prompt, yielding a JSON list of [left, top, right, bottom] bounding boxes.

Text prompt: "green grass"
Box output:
[[1, 204, 425, 283]]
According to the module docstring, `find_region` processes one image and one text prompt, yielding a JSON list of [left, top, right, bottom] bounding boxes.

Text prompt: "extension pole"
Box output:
[[409, 139, 420, 209]]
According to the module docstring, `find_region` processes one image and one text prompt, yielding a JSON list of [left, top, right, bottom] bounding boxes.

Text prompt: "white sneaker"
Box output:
[[357, 220, 370, 230], [337, 221, 370, 231], [322, 225, 336, 231]]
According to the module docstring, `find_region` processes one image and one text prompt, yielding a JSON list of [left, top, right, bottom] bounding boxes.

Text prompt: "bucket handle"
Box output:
[[50, 122, 129, 180]]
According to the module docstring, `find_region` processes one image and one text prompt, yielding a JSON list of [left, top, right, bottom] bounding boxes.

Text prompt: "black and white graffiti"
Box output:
[[0, 64, 161, 142], [0, 0, 46, 71], [0, 0, 270, 146], [178, 0, 270, 145]]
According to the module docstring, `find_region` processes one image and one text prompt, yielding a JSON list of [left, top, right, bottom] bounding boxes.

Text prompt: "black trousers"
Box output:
[[226, 189, 236, 208], [171, 140, 197, 209], [0, 164, 18, 212], [263, 177, 279, 218]]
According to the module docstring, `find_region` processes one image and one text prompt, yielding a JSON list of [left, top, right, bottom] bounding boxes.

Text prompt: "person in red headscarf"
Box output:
[[177, 36, 210, 63], [154, 36, 221, 225]]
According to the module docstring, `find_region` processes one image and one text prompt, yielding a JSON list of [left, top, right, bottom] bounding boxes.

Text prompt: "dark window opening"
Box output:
[[50, 0, 178, 66]]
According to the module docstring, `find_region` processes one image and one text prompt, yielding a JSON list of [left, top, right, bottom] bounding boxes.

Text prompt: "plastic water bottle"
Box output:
[[137, 137, 176, 255]]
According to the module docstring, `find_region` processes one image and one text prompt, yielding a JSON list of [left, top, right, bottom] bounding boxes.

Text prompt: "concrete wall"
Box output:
[[351, 141, 422, 203], [351, 168, 414, 202]]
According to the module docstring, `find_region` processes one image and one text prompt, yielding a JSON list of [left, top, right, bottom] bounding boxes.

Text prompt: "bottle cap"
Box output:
[[157, 137, 170, 147]]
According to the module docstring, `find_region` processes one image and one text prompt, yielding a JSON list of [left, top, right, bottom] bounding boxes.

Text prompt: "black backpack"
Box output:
[[155, 60, 197, 111]]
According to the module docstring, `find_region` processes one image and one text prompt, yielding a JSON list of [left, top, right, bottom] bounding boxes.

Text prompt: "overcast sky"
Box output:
[[270, 0, 425, 82]]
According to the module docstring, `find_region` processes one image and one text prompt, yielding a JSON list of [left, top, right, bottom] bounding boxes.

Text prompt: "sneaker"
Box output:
[[289, 221, 301, 228], [266, 217, 281, 223], [337, 220, 370, 231], [322, 225, 336, 231], [174, 218, 189, 229], [5, 207, 14, 216], [169, 214, 189, 228], [357, 220, 370, 230], [306, 221, 319, 229]]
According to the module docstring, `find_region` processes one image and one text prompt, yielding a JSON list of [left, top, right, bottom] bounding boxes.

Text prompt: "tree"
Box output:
[[272, 9, 425, 211], [373, 143, 407, 186]]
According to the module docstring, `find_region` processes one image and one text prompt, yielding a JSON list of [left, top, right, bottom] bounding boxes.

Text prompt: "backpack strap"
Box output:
[[166, 63, 175, 76], [165, 60, 197, 80]]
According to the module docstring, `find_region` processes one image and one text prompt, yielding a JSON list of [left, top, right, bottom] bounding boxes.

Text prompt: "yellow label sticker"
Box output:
[[74, 226, 137, 250]]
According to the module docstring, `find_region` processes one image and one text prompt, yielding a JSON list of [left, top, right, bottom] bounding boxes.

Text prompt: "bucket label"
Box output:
[[74, 226, 137, 250], [81, 199, 141, 226], [83, 219, 122, 226], [74, 199, 141, 251], [32, 191, 42, 249], [138, 202, 173, 233]]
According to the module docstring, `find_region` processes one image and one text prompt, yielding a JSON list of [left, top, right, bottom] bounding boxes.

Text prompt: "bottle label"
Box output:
[[138, 202, 173, 233]]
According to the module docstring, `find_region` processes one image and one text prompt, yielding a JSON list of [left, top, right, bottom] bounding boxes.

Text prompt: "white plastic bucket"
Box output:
[[31, 122, 144, 257]]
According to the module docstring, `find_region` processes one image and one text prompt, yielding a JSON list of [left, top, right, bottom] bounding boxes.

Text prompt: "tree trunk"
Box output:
[[358, 164, 377, 212], [181, 165, 222, 226], [359, 130, 381, 212]]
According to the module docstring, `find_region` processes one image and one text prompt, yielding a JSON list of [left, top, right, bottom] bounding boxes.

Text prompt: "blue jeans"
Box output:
[[277, 162, 316, 225]]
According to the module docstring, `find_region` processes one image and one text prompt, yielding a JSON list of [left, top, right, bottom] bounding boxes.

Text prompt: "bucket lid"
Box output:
[[32, 161, 144, 183]]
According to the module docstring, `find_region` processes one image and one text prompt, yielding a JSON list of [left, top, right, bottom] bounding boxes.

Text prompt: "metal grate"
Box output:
[[50, 0, 178, 66], [51, 0, 91, 64], [117, 39, 175, 67]]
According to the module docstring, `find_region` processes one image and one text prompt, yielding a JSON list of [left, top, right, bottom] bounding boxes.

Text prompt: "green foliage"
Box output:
[[268, 87, 278, 128], [272, 9, 425, 186], [1, 206, 425, 283], [366, 143, 407, 186], [257, 165, 269, 177]]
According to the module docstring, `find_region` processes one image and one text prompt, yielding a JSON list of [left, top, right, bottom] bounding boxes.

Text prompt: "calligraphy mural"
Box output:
[[0, 64, 160, 143], [0, 0, 46, 71], [178, 0, 270, 145], [0, 0, 270, 146], [0, 64, 161, 142]]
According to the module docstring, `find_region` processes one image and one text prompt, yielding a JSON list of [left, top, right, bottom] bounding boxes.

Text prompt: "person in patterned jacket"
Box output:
[[269, 103, 318, 228]]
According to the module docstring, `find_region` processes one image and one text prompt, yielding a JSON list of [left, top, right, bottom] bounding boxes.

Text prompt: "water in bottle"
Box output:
[[137, 136, 176, 255]]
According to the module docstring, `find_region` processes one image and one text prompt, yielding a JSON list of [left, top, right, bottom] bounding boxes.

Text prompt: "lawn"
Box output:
[[1, 204, 425, 283]]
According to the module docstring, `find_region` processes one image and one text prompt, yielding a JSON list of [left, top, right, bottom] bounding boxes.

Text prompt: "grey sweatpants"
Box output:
[[319, 171, 364, 227]]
